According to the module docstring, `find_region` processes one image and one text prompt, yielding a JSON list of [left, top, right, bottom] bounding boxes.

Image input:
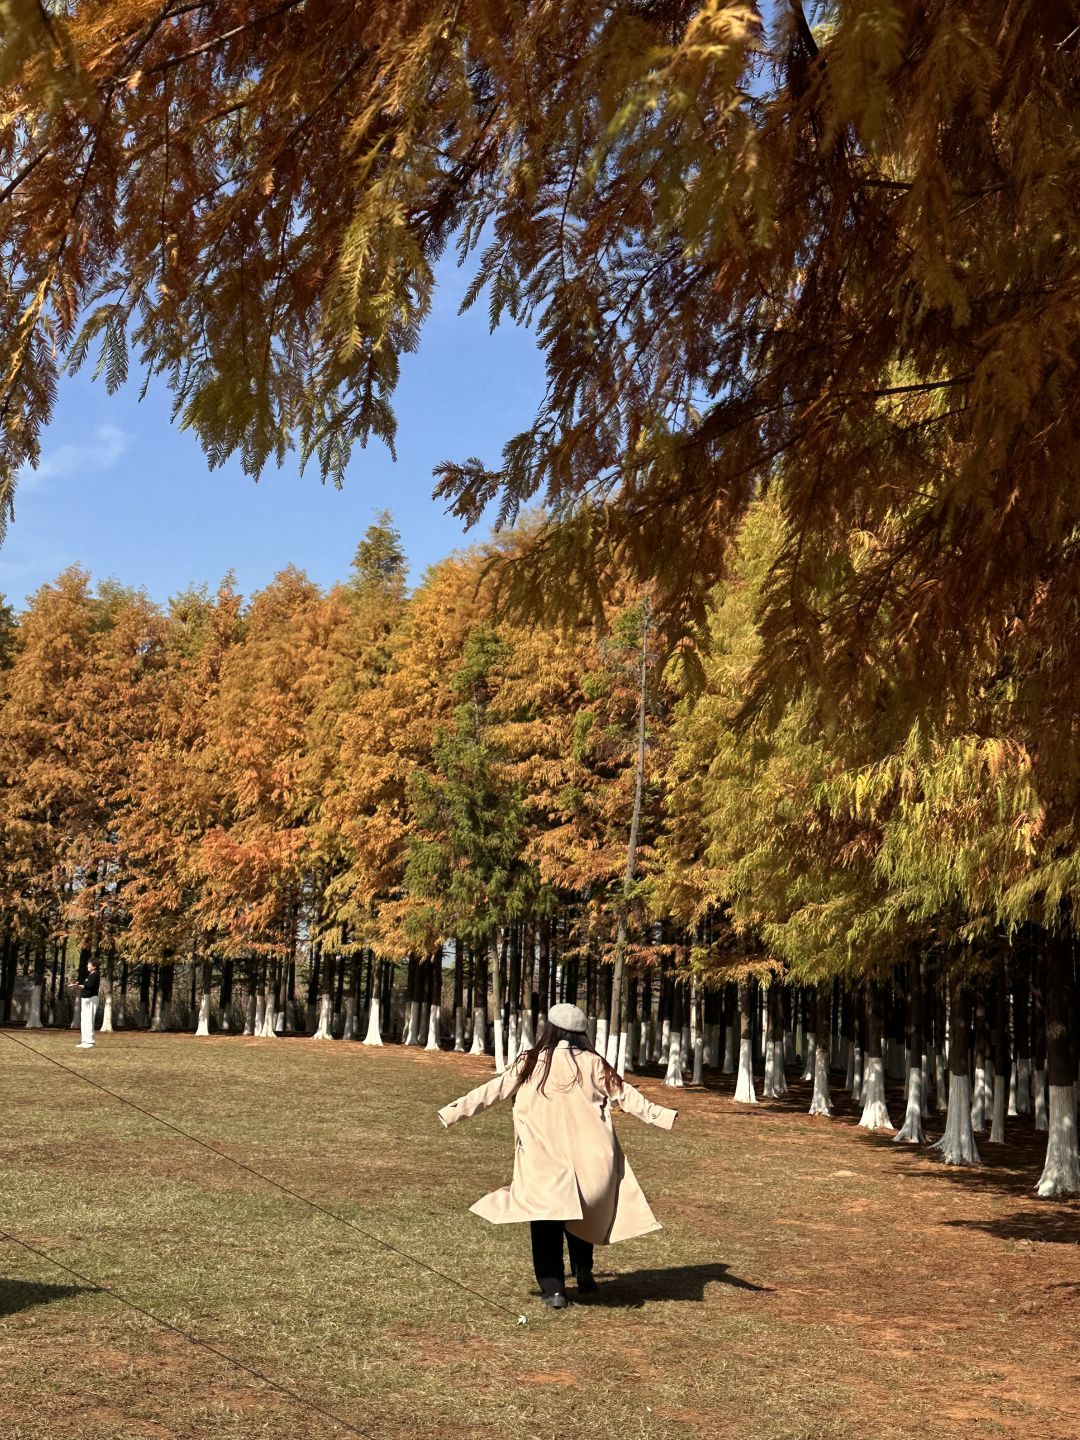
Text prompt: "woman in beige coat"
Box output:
[[438, 1002, 677, 1309]]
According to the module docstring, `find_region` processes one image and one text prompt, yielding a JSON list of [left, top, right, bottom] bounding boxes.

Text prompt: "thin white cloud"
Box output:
[[21, 422, 130, 489]]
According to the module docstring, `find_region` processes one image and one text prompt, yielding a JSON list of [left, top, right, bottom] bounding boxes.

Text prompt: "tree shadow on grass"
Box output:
[[582, 1262, 770, 1308], [942, 1210, 1080, 1245], [0, 1278, 96, 1317]]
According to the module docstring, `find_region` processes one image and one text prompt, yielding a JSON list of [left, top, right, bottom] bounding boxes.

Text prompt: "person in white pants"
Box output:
[[76, 958, 100, 1049]]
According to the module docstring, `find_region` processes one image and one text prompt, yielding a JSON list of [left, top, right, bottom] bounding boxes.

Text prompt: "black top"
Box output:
[[81, 969, 100, 998]]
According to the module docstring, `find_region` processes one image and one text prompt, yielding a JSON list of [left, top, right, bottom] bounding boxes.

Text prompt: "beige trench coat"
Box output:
[[438, 1042, 677, 1245]]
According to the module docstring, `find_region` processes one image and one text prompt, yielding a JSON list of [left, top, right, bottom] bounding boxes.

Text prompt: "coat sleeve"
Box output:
[[614, 1079, 678, 1130], [437, 1062, 522, 1128]]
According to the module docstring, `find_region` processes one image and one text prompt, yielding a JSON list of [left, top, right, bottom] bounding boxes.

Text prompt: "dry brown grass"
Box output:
[[2, 1031, 1079, 1440]]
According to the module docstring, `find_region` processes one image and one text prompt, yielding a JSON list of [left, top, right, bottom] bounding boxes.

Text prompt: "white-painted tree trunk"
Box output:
[[801, 1033, 816, 1083], [1034, 1069, 1048, 1130], [688, 984, 699, 1070], [470, 1006, 487, 1055], [763, 1037, 783, 1098], [844, 1042, 855, 1092], [1016, 1057, 1032, 1115], [775, 1031, 789, 1095], [858, 1057, 894, 1131], [920, 1054, 931, 1116], [507, 1008, 520, 1064], [520, 1007, 535, 1052], [933, 1074, 982, 1165], [680, 1024, 691, 1072], [851, 1044, 864, 1105], [721, 1023, 736, 1074], [692, 1028, 704, 1085], [934, 1051, 948, 1113], [702, 1022, 716, 1069], [405, 998, 422, 1046], [312, 989, 334, 1039], [419, 1000, 431, 1047], [26, 983, 44, 1029], [893, 1065, 926, 1144], [734, 1038, 756, 1104], [341, 990, 357, 1043], [1035, 1085, 1080, 1196], [258, 999, 277, 1038], [809, 1042, 832, 1116], [453, 1004, 466, 1052], [988, 1069, 1008, 1144], [594, 1013, 609, 1066], [586, 1014, 597, 1047], [195, 992, 211, 1038], [970, 1065, 989, 1131], [660, 1017, 671, 1066], [663, 1034, 684, 1087], [362, 994, 383, 1045], [492, 1002, 506, 1074], [616, 1025, 630, 1078], [425, 1002, 441, 1051]]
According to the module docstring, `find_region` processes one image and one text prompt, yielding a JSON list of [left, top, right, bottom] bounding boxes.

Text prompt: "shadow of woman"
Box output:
[[0, 1278, 97, 1318], [584, 1262, 769, 1307]]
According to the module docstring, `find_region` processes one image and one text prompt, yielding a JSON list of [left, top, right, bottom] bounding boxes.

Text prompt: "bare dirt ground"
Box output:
[[2, 1030, 1079, 1440]]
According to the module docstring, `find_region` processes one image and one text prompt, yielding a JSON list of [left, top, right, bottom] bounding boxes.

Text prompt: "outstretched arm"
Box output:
[[437, 1062, 522, 1128], [614, 1080, 678, 1130]]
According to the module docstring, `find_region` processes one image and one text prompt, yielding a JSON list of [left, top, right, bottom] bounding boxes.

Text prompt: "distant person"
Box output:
[[437, 1002, 677, 1309], [76, 958, 100, 1050]]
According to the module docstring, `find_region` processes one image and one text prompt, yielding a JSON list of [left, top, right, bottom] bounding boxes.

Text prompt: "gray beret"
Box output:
[[547, 1002, 588, 1034]]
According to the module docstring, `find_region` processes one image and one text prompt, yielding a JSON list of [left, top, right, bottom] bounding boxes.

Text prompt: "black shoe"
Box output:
[[541, 1292, 568, 1310], [575, 1271, 599, 1295]]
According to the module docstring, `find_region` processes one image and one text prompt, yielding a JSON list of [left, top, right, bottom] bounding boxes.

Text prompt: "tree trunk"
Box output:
[[1035, 935, 1079, 1196], [194, 954, 213, 1036], [243, 958, 258, 1035], [989, 965, 1010, 1144], [362, 959, 385, 1046], [425, 946, 443, 1051], [1033, 948, 1048, 1130], [452, 938, 466, 1052], [313, 950, 335, 1039], [895, 954, 927, 1144], [490, 931, 506, 1072], [809, 984, 832, 1116], [970, 986, 990, 1131], [470, 946, 488, 1055], [608, 595, 649, 1067], [859, 982, 894, 1130], [664, 980, 684, 1088], [26, 940, 46, 1028], [151, 962, 174, 1032], [933, 974, 982, 1165], [721, 984, 736, 1073], [733, 979, 755, 1103]]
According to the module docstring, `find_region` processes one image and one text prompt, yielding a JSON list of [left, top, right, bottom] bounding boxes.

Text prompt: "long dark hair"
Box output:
[[514, 1022, 623, 1098]]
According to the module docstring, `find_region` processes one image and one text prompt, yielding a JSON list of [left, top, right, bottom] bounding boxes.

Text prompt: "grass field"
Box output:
[[3, 1032, 1080, 1440]]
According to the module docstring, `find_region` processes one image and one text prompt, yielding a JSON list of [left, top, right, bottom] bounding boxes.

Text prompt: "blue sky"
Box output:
[[0, 251, 547, 610]]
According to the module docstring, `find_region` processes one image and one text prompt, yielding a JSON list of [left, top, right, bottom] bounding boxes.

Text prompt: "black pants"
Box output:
[[530, 1221, 594, 1297]]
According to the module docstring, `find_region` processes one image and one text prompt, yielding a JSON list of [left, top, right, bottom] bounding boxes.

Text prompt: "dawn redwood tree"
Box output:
[[0, 571, 100, 1025], [404, 623, 537, 1073]]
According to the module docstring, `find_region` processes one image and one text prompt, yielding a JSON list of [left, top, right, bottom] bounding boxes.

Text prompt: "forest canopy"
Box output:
[[3, 1, 1079, 721]]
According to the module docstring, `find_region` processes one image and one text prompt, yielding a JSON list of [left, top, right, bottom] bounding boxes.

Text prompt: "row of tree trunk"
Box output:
[[5, 921, 1079, 1196]]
